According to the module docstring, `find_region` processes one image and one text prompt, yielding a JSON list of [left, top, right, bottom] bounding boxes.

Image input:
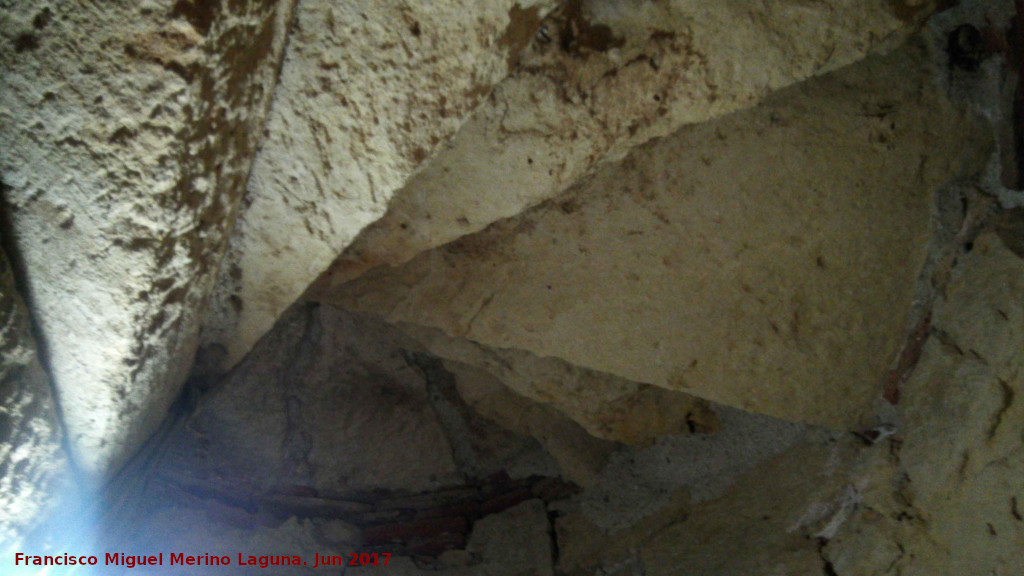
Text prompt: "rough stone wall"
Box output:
[[0, 0, 296, 478], [157, 302, 678, 494], [92, 298, 826, 570], [887, 231, 1024, 574], [569, 231, 1024, 576], [0, 245, 66, 551]]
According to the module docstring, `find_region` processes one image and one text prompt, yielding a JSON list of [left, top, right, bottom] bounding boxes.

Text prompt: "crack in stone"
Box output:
[[281, 303, 320, 482], [402, 350, 480, 479], [987, 378, 1015, 441]]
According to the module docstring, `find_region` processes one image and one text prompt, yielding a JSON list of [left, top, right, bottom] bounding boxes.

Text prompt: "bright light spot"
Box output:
[[3, 475, 102, 576]]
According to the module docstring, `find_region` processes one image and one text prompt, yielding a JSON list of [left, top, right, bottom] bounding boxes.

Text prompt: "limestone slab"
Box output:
[[349, 499, 553, 576], [466, 499, 553, 576], [203, 0, 559, 368], [312, 0, 941, 300], [125, 510, 331, 576], [0, 246, 67, 550], [0, 0, 296, 477], [326, 44, 990, 428], [640, 441, 856, 576]]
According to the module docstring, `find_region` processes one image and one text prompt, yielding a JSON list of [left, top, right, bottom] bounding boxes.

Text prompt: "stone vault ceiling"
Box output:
[[2, 0, 1024, 573]]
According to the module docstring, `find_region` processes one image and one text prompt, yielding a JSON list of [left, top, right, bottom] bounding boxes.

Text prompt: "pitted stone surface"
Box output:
[[0, 0, 296, 477], [0, 247, 67, 550]]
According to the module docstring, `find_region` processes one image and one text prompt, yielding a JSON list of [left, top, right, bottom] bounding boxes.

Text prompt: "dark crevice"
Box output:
[[171, 0, 221, 36], [238, 0, 302, 189], [13, 33, 40, 52], [948, 24, 986, 72], [817, 538, 839, 576], [547, 509, 561, 566], [986, 378, 1015, 440], [401, 350, 528, 483], [281, 303, 320, 483], [101, 395, 190, 530], [886, 183, 1005, 405], [403, 350, 478, 480]]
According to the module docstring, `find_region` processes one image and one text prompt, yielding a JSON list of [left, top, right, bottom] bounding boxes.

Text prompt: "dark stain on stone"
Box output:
[[124, 27, 202, 81], [559, 199, 580, 214], [119, 237, 154, 252], [987, 378, 1015, 441], [163, 286, 188, 306], [948, 24, 986, 71], [148, 310, 167, 336], [411, 147, 428, 164], [161, 0, 288, 290], [498, 4, 542, 69], [994, 208, 1024, 258], [108, 126, 134, 145], [32, 8, 53, 30], [557, 0, 625, 57], [171, 0, 220, 36], [683, 399, 719, 434], [888, 0, 926, 23], [888, 0, 952, 24], [462, 83, 492, 104], [444, 228, 508, 261], [13, 33, 40, 53]]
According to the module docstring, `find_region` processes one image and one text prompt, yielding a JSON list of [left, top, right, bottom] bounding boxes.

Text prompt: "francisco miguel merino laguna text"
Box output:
[[15, 552, 320, 568]]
